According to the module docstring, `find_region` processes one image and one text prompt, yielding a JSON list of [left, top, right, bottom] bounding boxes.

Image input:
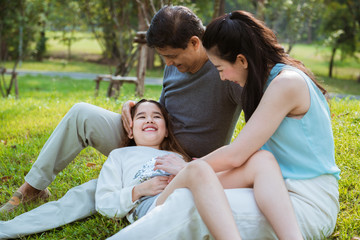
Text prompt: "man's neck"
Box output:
[[189, 49, 209, 74]]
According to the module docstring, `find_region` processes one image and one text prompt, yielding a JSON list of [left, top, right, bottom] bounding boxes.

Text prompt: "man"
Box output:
[[0, 5, 242, 238]]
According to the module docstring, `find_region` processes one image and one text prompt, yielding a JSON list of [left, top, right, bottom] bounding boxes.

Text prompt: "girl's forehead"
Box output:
[[135, 102, 162, 114]]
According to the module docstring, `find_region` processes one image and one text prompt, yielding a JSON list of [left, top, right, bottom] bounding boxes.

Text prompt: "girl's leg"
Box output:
[[218, 150, 303, 240], [156, 160, 242, 240]]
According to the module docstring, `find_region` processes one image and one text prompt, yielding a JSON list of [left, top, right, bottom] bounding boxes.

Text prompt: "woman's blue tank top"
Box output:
[[261, 64, 340, 180]]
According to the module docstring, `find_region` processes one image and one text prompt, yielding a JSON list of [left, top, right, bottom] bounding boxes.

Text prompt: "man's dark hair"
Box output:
[[146, 6, 205, 49]]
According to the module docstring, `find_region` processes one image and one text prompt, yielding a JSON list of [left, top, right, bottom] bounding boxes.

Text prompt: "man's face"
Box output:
[[155, 40, 201, 74]]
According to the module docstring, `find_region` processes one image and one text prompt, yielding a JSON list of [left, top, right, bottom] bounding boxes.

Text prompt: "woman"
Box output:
[[128, 11, 340, 240]]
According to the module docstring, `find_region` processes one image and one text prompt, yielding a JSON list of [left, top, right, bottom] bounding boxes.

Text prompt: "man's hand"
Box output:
[[121, 100, 137, 137], [154, 154, 187, 175], [132, 176, 170, 202]]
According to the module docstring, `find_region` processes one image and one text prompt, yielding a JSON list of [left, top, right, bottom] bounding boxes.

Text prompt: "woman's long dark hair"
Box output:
[[202, 10, 327, 122], [121, 99, 190, 161]]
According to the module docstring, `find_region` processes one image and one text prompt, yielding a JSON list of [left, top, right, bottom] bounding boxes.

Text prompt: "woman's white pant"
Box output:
[[108, 175, 339, 240]]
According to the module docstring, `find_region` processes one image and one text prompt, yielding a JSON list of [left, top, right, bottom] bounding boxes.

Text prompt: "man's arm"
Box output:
[[121, 100, 137, 137]]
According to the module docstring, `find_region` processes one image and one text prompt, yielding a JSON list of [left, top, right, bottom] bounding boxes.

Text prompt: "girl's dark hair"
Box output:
[[121, 99, 190, 161], [202, 10, 327, 122]]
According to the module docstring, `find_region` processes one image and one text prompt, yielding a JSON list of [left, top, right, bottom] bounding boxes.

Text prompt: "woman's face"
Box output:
[[207, 49, 248, 87], [132, 102, 168, 149]]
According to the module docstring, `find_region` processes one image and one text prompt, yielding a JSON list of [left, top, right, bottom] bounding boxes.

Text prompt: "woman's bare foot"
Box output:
[[0, 182, 50, 213]]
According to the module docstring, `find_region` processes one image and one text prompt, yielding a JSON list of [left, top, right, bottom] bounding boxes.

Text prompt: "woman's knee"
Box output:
[[183, 161, 216, 183], [247, 150, 280, 173]]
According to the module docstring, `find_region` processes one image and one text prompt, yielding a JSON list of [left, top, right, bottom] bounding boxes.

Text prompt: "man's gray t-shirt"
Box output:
[[159, 60, 242, 158]]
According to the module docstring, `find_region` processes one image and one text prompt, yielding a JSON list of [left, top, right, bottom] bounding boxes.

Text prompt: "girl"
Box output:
[[95, 99, 191, 222], [96, 99, 241, 240]]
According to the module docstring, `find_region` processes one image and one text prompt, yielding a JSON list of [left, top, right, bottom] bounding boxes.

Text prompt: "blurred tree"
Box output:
[[264, 0, 324, 53], [48, 0, 86, 61], [321, 0, 359, 77], [0, 0, 45, 98], [79, 0, 138, 76], [136, 0, 170, 70], [213, 0, 225, 19], [0, 0, 43, 63], [33, 0, 52, 61]]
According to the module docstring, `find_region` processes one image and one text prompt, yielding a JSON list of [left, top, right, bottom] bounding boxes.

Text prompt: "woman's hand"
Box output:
[[154, 154, 187, 175], [121, 100, 137, 137], [132, 176, 170, 202]]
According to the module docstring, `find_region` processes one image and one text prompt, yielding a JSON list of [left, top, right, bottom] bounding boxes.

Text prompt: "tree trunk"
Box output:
[[147, 48, 155, 70], [219, 0, 225, 16], [213, 0, 225, 19], [328, 47, 336, 78], [255, 0, 265, 21], [67, 38, 72, 61], [136, 4, 148, 97], [0, 21, 3, 62], [213, 0, 220, 19], [286, 44, 293, 54], [307, 19, 312, 43], [18, 7, 24, 68]]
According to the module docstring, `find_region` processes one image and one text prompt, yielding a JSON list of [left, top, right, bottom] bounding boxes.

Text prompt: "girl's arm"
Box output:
[[95, 151, 135, 219], [96, 150, 170, 219], [204, 71, 310, 172], [132, 176, 169, 202]]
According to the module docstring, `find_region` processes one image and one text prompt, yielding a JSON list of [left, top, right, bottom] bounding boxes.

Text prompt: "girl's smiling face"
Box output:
[[132, 102, 168, 149]]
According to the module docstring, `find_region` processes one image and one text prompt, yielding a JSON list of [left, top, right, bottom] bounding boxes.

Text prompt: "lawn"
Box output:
[[0, 72, 359, 239]]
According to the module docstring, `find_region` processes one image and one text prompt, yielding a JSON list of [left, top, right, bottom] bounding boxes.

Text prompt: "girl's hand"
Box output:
[[154, 154, 187, 175], [121, 100, 137, 137], [132, 176, 170, 202]]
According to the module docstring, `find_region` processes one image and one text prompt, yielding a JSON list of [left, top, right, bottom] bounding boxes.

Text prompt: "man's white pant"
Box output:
[[25, 102, 125, 190], [0, 180, 97, 239]]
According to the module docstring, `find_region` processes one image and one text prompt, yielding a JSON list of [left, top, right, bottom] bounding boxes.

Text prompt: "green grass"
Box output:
[[0, 74, 359, 239], [287, 43, 360, 81], [3, 60, 164, 78], [46, 31, 103, 56]]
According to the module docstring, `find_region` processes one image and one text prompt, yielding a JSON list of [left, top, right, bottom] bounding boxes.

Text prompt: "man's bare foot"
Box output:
[[0, 182, 50, 213]]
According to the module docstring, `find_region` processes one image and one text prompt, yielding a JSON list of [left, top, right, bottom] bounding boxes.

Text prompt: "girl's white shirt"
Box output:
[[95, 146, 174, 222]]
